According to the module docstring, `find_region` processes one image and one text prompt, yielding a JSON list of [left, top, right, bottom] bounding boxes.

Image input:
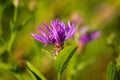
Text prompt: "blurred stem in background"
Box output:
[[13, 0, 19, 22], [0, 0, 18, 57], [7, 0, 19, 53], [57, 73, 61, 80], [13, 6, 18, 23]]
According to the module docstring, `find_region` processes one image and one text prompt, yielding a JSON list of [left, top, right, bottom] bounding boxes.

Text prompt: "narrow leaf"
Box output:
[[26, 61, 47, 80], [107, 61, 117, 80], [55, 45, 77, 74], [9, 20, 15, 32], [41, 48, 55, 60]]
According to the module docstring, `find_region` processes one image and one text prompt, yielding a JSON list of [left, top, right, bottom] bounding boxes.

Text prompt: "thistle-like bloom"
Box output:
[[31, 19, 77, 48], [79, 27, 101, 44], [78, 27, 100, 53]]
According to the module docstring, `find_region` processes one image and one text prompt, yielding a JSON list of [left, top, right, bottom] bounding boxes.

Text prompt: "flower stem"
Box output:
[[7, 31, 17, 52], [57, 73, 61, 80], [13, 7, 18, 22]]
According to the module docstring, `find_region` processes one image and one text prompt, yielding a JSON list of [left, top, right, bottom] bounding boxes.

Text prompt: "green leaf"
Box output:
[[55, 45, 77, 74], [41, 48, 55, 60], [26, 61, 47, 80], [9, 20, 15, 32], [107, 61, 117, 80]]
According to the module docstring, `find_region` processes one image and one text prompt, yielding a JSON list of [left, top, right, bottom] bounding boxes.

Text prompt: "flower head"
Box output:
[[31, 19, 77, 47], [78, 27, 101, 53], [80, 31, 100, 44], [79, 27, 101, 44]]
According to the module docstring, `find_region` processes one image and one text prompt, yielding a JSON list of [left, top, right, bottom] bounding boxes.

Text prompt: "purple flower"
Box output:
[[31, 19, 77, 47], [79, 27, 101, 44]]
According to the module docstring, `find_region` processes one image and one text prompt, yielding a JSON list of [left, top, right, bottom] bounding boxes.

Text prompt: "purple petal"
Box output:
[[68, 20, 71, 29], [71, 27, 78, 36], [38, 26, 48, 38], [31, 34, 48, 44], [42, 23, 51, 34], [59, 22, 66, 31], [50, 21, 60, 43], [90, 31, 101, 40], [65, 21, 72, 39], [80, 34, 89, 44], [66, 27, 77, 40], [65, 21, 76, 40], [51, 19, 59, 27], [71, 22, 74, 30]]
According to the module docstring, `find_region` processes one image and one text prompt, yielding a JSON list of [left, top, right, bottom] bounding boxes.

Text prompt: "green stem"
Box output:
[[7, 31, 17, 52], [7, 5, 18, 52], [57, 73, 61, 80], [13, 7, 18, 22]]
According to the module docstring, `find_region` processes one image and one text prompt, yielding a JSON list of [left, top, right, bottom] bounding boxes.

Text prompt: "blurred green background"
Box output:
[[0, 0, 120, 80]]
